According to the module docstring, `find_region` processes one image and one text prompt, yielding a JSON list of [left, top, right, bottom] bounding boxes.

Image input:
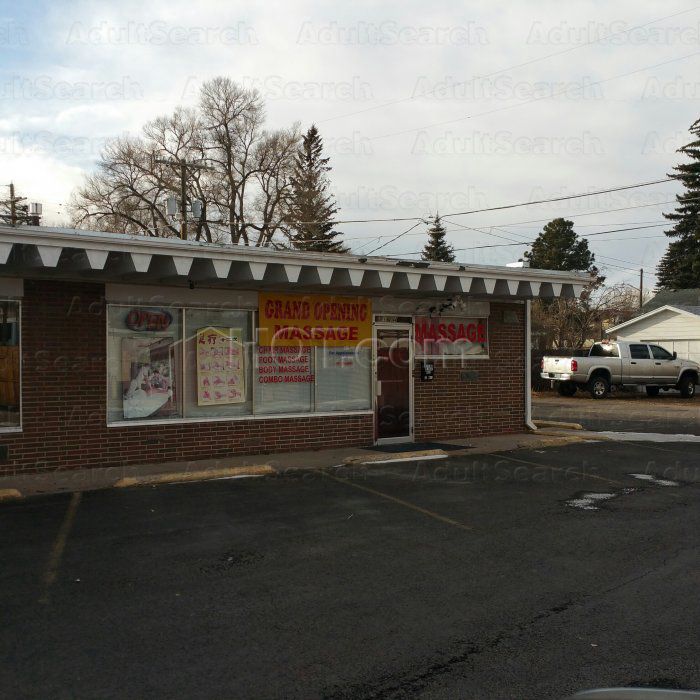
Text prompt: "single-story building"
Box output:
[[606, 290, 700, 364], [0, 224, 588, 477]]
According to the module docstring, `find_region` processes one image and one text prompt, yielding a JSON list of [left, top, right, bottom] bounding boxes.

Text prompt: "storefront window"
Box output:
[[315, 346, 371, 411], [254, 344, 314, 414], [107, 306, 182, 422], [414, 316, 489, 358], [0, 301, 20, 429], [184, 309, 252, 418], [107, 298, 373, 423]]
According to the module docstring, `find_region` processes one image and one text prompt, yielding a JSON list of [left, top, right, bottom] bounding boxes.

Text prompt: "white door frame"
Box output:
[[373, 322, 414, 445]]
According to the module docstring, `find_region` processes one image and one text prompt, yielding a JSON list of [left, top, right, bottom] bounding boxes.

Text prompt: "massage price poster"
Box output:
[[196, 327, 245, 405]]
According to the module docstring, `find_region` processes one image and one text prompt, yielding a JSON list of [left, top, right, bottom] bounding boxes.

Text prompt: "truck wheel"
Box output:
[[679, 374, 696, 399], [557, 382, 577, 397], [646, 386, 660, 397], [588, 375, 610, 399]]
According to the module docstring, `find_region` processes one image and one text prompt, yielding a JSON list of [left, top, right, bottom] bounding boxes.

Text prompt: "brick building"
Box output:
[[0, 225, 588, 476]]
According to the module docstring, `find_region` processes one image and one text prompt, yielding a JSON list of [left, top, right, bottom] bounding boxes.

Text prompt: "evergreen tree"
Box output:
[[524, 218, 597, 274], [656, 117, 700, 289], [285, 125, 347, 253], [421, 215, 455, 262]]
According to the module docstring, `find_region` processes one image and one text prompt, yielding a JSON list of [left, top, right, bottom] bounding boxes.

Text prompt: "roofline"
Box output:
[[606, 304, 700, 334], [0, 224, 591, 299], [0, 224, 590, 282]]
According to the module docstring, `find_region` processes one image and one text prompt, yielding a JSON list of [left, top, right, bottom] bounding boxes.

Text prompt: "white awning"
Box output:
[[0, 225, 590, 299]]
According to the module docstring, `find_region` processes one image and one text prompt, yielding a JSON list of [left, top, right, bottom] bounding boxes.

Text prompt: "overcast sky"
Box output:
[[2, 0, 700, 286]]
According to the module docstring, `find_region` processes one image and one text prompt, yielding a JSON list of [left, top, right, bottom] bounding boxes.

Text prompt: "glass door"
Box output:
[[374, 325, 412, 443]]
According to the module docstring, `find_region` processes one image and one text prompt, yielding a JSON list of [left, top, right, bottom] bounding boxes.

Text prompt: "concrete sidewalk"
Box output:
[[0, 429, 590, 499]]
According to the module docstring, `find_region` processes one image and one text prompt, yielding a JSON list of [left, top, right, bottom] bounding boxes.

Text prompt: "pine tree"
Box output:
[[285, 125, 347, 253], [421, 215, 455, 262], [656, 117, 700, 289], [523, 218, 598, 274]]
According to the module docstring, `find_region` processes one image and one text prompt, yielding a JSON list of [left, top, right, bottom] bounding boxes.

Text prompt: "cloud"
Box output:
[[2, 0, 698, 283]]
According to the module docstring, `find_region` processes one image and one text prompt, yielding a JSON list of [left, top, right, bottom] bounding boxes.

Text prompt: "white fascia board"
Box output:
[[606, 305, 692, 334], [85, 249, 109, 270], [0, 243, 12, 264], [0, 225, 591, 291]]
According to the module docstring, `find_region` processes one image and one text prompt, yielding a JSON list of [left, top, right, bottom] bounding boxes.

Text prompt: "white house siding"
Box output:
[[616, 309, 700, 363]]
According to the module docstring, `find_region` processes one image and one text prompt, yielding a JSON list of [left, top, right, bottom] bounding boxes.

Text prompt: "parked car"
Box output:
[[541, 340, 700, 399]]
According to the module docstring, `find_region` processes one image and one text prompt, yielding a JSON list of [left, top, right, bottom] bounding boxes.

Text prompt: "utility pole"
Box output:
[[639, 268, 644, 309], [152, 157, 211, 240], [1, 183, 40, 226], [9, 183, 17, 225]]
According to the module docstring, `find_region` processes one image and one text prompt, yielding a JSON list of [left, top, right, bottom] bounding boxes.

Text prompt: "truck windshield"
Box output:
[[589, 343, 619, 357]]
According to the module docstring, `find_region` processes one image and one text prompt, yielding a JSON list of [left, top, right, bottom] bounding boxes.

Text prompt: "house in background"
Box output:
[[606, 289, 700, 363]]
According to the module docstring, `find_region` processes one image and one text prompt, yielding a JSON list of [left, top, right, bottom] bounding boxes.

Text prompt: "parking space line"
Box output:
[[39, 491, 82, 604], [321, 471, 473, 532], [621, 440, 700, 456], [493, 453, 624, 486]]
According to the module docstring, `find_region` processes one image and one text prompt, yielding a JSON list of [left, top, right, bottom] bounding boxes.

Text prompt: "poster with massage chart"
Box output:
[[196, 327, 245, 405]]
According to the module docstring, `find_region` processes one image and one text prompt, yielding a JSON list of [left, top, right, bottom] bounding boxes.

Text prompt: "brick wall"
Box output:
[[0, 282, 526, 476], [413, 303, 526, 440], [0, 280, 373, 476]]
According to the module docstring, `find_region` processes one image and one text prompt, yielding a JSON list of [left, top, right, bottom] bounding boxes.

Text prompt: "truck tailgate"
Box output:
[[542, 357, 573, 374]]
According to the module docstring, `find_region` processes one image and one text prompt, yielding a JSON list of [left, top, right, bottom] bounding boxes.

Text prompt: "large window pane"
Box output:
[[107, 306, 182, 422], [315, 346, 371, 411], [254, 344, 313, 414], [184, 309, 252, 418], [414, 317, 489, 358], [0, 301, 20, 428]]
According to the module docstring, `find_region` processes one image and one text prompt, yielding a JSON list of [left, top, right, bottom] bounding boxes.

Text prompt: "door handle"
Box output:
[[630, 361, 637, 364], [376, 381, 382, 396], [655, 362, 661, 365]]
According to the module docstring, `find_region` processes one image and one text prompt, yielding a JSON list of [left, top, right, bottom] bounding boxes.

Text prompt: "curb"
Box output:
[[517, 435, 592, 449], [114, 465, 274, 488], [344, 449, 448, 464], [533, 420, 584, 431], [0, 488, 23, 501]]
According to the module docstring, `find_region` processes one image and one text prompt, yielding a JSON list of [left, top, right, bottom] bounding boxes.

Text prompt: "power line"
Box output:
[[447, 195, 697, 229], [369, 51, 700, 140], [319, 7, 700, 125], [364, 221, 424, 255], [393, 223, 670, 257], [366, 180, 673, 254], [308, 194, 691, 247]]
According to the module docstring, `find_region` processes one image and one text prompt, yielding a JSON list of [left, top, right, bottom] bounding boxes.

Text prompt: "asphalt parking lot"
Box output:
[[534, 392, 700, 434], [2, 439, 700, 699]]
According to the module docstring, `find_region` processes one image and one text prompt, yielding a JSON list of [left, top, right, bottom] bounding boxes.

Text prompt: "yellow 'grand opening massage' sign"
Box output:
[[258, 293, 372, 347]]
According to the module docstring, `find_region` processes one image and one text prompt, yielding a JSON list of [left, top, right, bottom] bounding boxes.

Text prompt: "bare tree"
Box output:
[[532, 283, 640, 350], [69, 77, 300, 246]]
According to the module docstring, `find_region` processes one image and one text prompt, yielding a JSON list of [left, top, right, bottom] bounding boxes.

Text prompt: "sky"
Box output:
[[1, 0, 700, 288]]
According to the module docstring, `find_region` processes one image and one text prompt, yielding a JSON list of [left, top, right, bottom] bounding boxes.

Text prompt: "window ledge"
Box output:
[[107, 410, 373, 428]]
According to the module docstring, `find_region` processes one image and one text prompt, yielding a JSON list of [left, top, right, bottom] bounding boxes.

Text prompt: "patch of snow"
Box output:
[[629, 473, 679, 487], [566, 492, 616, 510], [593, 431, 700, 443]]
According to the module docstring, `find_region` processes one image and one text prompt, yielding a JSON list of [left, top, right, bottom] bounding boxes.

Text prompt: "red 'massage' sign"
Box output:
[[414, 317, 488, 357]]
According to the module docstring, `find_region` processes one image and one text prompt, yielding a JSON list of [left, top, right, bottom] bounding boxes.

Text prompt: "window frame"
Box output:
[[0, 299, 22, 434], [649, 344, 674, 361], [629, 343, 651, 360], [105, 303, 373, 427], [413, 317, 491, 361]]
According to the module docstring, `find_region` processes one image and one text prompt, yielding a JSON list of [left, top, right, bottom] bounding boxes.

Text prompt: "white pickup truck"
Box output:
[[541, 340, 699, 399]]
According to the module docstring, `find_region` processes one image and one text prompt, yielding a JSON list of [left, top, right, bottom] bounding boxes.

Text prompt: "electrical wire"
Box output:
[[392, 223, 670, 256], [365, 181, 673, 254], [369, 51, 700, 140], [319, 7, 700, 124]]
